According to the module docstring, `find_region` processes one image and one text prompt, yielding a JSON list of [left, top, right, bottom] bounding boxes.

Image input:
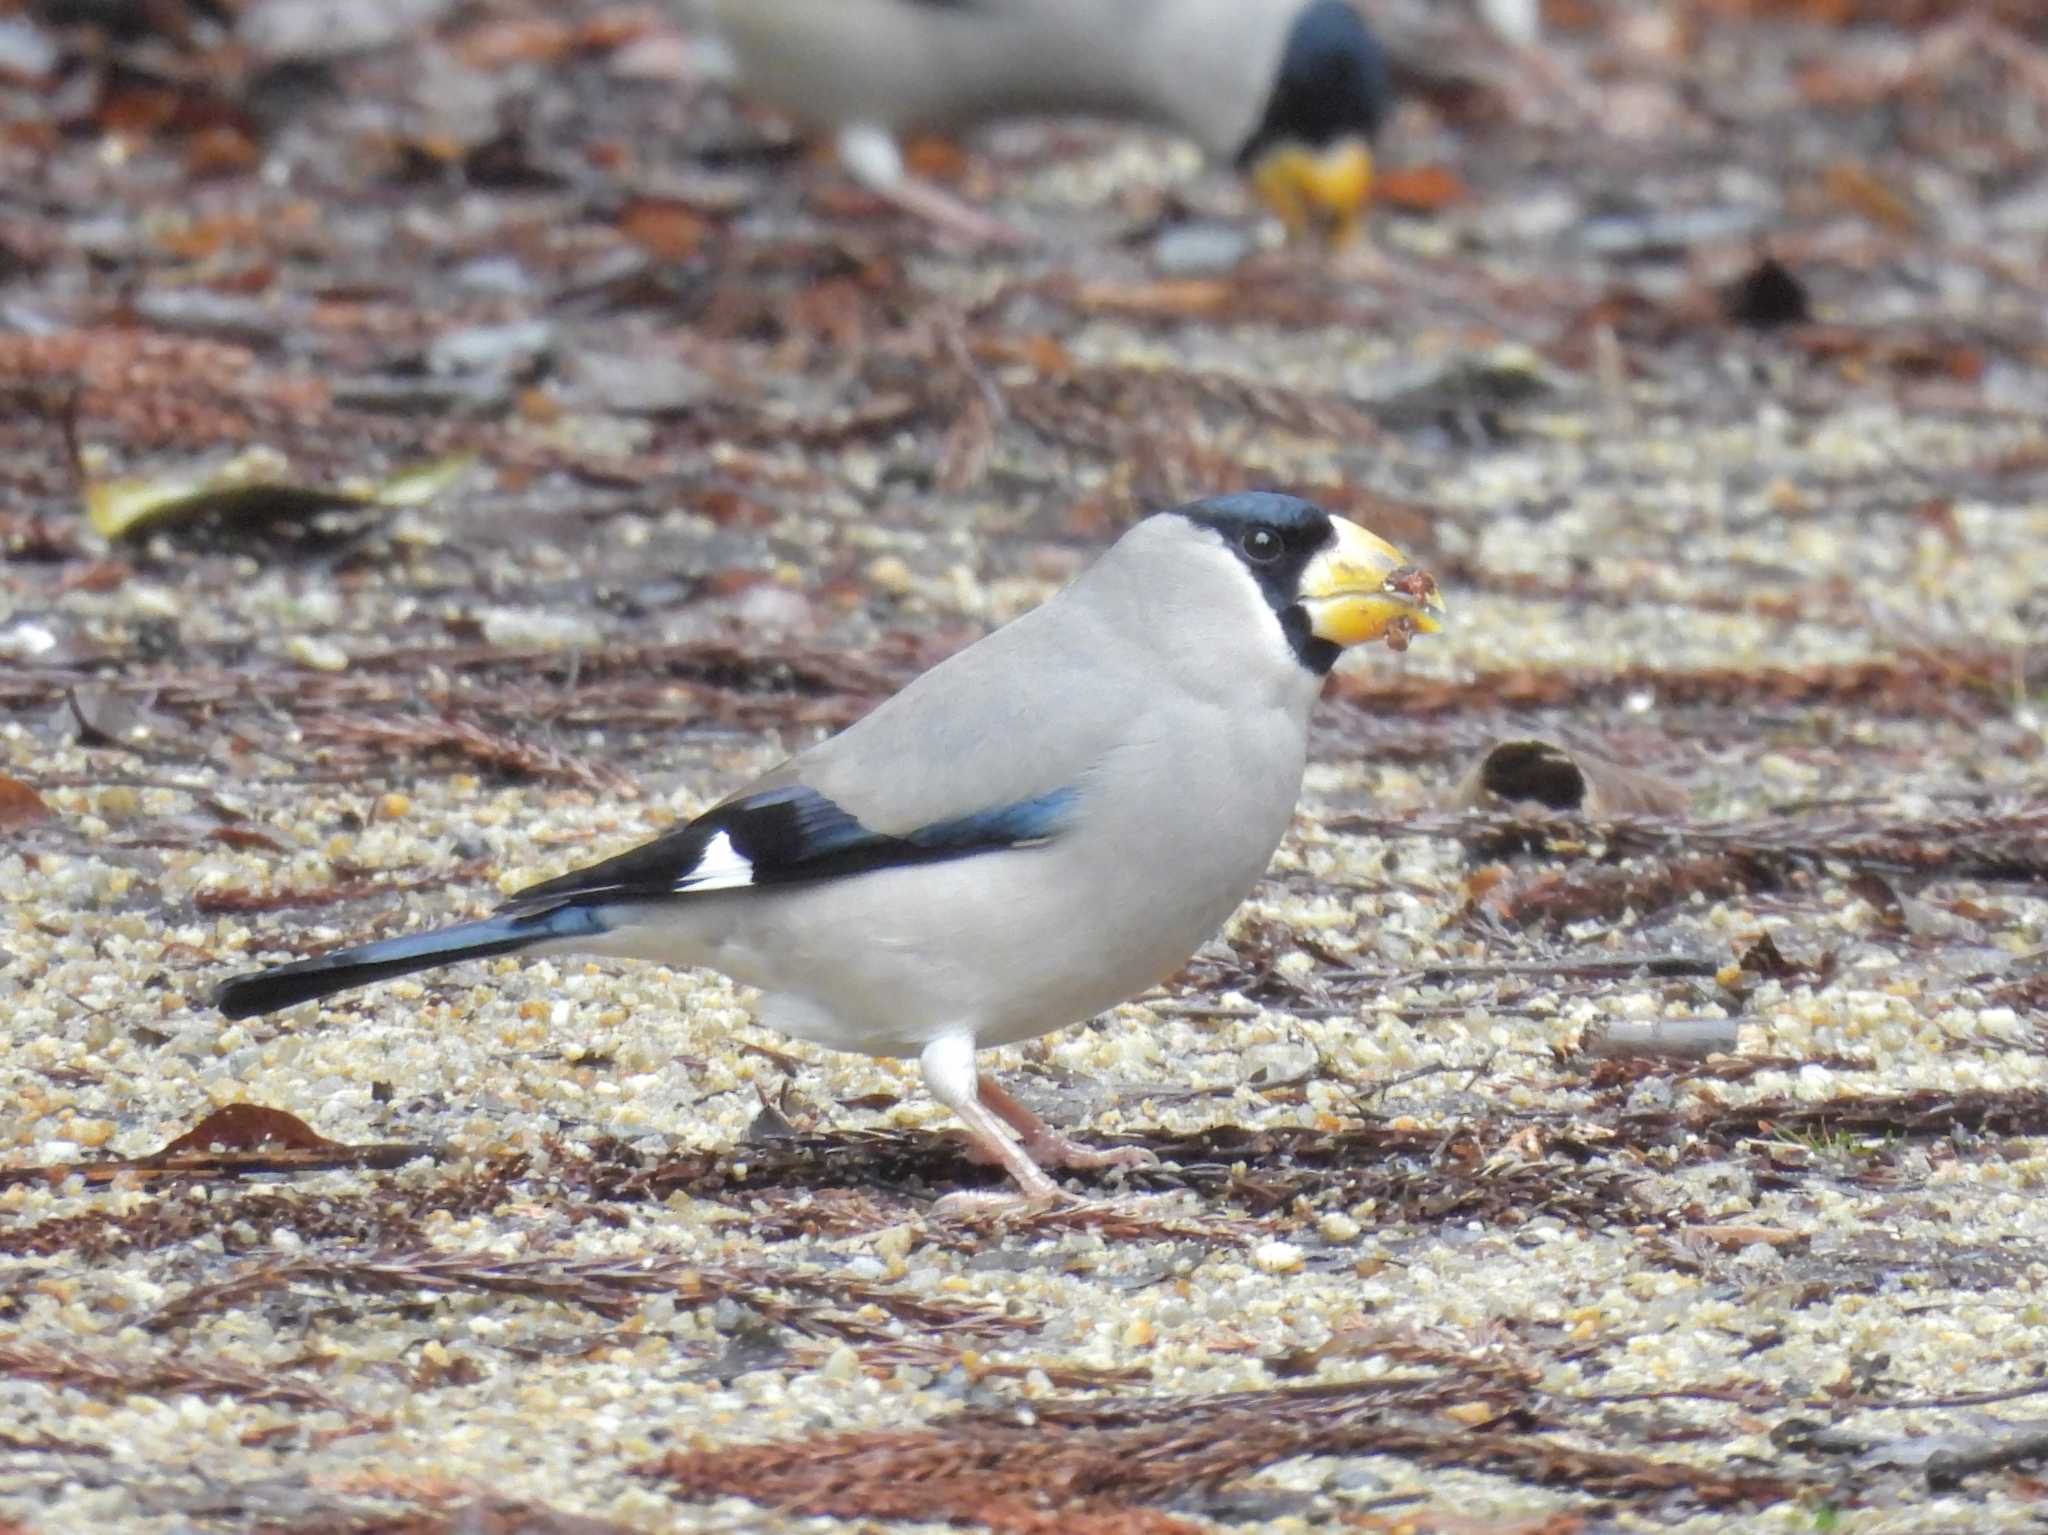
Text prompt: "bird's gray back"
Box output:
[[705, 0, 1304, 155], [775, 515, 1312, 833]]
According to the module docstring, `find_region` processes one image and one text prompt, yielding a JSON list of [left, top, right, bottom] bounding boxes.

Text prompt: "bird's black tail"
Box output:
[[212, 905, 607, 1020]]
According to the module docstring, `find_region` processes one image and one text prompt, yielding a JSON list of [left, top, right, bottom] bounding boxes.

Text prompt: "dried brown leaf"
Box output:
[[0, 1103, 428, 1188], [159, 1102, 335, 1156], [1376, 164, 1470, 211], [1449, 738, 1690, 817], [0, 773, 53, 829]]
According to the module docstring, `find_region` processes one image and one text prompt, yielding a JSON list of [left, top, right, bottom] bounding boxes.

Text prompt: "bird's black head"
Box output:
[[1164, 491, 1444, 674], [1171, 492, 1342, 672], [1238, 0, 1392, 166]]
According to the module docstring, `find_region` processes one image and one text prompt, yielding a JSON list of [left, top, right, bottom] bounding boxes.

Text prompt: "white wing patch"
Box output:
[[676, 829, 755, 892]]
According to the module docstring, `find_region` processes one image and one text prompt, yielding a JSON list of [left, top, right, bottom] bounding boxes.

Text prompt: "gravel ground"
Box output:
[[3, 3, 2047, 1532]]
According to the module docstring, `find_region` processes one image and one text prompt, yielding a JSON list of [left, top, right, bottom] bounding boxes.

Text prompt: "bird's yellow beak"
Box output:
[[1300, 517, 1445, 652], [1249, 136, 1375, 246]]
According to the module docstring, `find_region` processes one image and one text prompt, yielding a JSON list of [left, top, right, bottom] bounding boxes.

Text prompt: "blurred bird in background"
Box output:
[[694, 0, 1394, 244]]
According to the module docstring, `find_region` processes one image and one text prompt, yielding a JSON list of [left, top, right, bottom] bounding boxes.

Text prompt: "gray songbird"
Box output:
[[700, 0, 1394, 243], [215, 495, 1443, 1203]]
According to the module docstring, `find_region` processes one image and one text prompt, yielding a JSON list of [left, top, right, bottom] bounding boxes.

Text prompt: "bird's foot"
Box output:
[[833, 123, 1033, 249], [925, 1050, 1154, 1220], [873, 175, 1035, 249], [967, 1072, 1160, 1176], [947, 1127, 1155, 1175], [1017, 1130, 1159, 1174]]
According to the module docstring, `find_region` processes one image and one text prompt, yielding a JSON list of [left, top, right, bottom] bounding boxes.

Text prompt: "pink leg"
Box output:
[[871, 176, 1035, 249], [834, 123, 1034, 249], [976, 1074, 1159, 1174], [921, 1037, 1061, 1207]]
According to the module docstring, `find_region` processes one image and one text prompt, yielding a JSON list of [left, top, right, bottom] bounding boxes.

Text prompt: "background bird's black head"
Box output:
[[1168, 492, 1342, 672], [1238, 0, 1392, 164]]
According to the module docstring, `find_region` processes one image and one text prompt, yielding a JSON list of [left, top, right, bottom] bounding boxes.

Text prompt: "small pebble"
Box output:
[[867, 556, 914, 597], [288, 635, 349, 672], [1253, 1240, 1304, 1274], [479, 609, 601, 651]]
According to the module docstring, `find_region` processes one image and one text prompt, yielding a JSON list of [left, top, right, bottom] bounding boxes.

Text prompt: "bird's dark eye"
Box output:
[[1241, 527, 1283, 563]]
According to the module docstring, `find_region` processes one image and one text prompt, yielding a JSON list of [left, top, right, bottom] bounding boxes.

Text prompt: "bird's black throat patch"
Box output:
[[1237, 0, 1392, 164], [1167, 492, 1341, 674]]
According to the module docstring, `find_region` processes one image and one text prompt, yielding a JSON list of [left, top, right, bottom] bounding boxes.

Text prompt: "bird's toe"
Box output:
[[1060, 1143, 1160, 1172], [1022, 1134, 1159, 1174]]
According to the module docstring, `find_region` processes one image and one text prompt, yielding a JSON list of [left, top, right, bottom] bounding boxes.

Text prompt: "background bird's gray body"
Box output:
[[703, 0, 1310, 159], [578, 515, 1318, 1056]]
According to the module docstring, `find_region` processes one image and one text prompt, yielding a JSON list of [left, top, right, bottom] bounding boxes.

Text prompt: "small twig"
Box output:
[[1859, 1379, 2048, 1412], [1341, 954, 1721, 987], [1926, 1427, 2048, 1491], [1360, 1058, 1492, 1103], [1580, 1018, 1740, 1062], [302, 714, 639, 797], [1330, 802, 2048, 885]]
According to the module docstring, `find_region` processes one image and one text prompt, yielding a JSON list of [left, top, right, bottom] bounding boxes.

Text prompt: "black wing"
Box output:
[[501, 782, 1077, 915]]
